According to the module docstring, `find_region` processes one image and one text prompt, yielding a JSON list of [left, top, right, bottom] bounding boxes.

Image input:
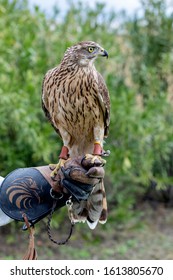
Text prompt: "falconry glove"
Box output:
[[0, 155, 106, 259], [0, 155, 105, 227], [51, 155, 105, 203]]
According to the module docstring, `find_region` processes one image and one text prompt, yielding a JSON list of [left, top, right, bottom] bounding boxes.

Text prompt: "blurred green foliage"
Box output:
[[0, 0, 173, 224]]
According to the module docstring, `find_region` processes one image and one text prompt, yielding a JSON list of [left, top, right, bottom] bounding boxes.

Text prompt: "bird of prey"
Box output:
[[42, 41, 110, 229]]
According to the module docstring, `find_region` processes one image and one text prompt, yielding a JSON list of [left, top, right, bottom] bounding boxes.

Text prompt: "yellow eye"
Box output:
[[88, 47, 94, 53]]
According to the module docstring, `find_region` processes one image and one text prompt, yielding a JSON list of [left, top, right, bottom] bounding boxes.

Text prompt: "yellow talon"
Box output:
[[49, 159, 67, 179], [85, 154, 106, 165]]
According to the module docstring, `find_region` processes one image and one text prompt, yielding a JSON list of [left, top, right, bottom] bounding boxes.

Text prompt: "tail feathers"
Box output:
[[87, 181, 107, 229], [87, 219, 99, 229], [71, 180, 107, 229], [98, 184, 108, 224], [99, 208, 108, 224], [70, 200, 88, 224]]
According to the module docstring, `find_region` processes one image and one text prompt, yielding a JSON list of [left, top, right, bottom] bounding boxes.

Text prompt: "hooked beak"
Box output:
[[101, 49, 108, 59]]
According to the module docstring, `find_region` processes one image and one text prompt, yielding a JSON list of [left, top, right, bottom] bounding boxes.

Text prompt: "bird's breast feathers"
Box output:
[[53, 69, 104, 136]]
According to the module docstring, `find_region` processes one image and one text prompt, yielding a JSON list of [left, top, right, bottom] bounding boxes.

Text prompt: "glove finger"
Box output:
[[86, 166, 105, 179], [62, 166, 100, 185]]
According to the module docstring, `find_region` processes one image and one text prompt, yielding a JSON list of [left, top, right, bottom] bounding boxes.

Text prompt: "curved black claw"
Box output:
[[102, 150, 111, 157]]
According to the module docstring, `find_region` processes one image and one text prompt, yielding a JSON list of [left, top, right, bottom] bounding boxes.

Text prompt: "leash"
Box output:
[[47, 198, 75, 245]]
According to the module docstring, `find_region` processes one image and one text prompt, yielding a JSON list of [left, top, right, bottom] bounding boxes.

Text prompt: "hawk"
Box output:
[[42, 41, 110, 229]]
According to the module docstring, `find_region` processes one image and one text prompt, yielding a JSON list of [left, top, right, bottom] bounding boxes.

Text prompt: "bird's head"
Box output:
[[64, 41, 108, 67]]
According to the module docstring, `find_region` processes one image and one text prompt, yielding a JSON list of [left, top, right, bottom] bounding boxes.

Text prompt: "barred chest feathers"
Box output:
[[57, 66, 104, 136]]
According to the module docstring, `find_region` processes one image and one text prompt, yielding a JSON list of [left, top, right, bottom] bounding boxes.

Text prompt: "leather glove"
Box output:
[[51, 154, 106, 202]]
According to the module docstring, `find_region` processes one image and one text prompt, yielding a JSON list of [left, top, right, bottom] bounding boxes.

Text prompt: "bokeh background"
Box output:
[[0, 0, 173, 259]]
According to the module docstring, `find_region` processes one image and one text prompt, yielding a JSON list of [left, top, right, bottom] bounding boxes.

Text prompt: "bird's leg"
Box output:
[[50, 127, 71, 179], [85, 125, 105, 164], [50, 146, 69, 180], [87, 141, 104, 165], [93, 138, 110, 158], [93, 141, 103, 156], [84, 141, 106, 166], [92, 127, 105, 158], [59, 145, 69, 160]]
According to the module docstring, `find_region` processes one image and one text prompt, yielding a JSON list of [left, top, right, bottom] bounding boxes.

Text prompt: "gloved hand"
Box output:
[[0, 155, 106, 228], [50, 154, 106, 202]]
